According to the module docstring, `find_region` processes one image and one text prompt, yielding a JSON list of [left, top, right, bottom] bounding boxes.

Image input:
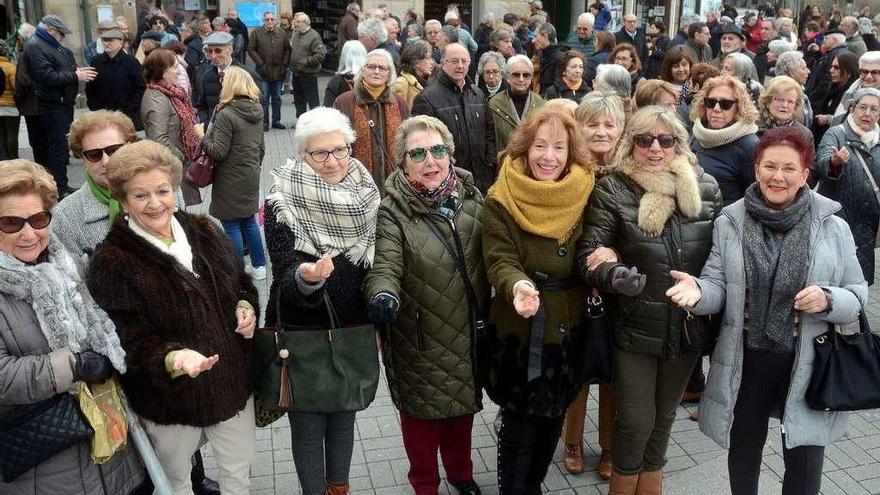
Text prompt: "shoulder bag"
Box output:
[[806, 311, 880, 411]]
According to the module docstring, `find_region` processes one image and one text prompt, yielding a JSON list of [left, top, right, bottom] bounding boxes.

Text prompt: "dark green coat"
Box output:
[[363, 168, 489, 419], [577, 170, 722, 359], [481, 198, 589, 418]]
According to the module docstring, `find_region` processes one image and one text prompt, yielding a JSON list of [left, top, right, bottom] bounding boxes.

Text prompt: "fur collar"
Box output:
[[621, 155, 702, 236]]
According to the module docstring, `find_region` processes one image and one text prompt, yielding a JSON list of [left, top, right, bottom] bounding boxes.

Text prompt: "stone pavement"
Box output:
[[35, 87, 880, 494]]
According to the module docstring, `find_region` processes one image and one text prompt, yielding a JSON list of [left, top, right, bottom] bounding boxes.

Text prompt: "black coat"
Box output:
[[412, 71, 497, 193], [323, 73, 354, 107], [539, 42, 570, 93], [615, 28, 648, 67], [23, 32, 77, 106], [541, 79, 588, 103], [806, 45, 848, 111], [194, 61, 262, 123], [13, 47, 38, 116], [585, 48, 611, 87], [86, 51, 146, 127], [690, 133, 760, 205]]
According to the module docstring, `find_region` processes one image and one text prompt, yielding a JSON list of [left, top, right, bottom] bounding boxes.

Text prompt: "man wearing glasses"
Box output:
[[248, 11, 291, 131], [566, 12, 596, 58], [289, 12, 325, 121], [194, 31, 261, 124]]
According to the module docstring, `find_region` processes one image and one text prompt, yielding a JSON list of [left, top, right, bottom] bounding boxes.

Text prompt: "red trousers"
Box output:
[[400, 412, 474, 495]]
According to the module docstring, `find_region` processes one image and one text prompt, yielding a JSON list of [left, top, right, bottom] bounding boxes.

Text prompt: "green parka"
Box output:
[[363, 168, 489, 419]]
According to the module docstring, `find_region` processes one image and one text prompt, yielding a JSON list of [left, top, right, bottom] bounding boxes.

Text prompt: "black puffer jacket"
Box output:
[[691, 133, 759, 206], [412, 71, 497, 193], [577, 163, 722, 359], [541, 79, 589, 103], [23, 31, 77, 106]]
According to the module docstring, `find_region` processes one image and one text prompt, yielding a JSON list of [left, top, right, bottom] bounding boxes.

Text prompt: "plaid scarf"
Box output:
[[147, 81, 202, 161], [267, 156, 380, 267]]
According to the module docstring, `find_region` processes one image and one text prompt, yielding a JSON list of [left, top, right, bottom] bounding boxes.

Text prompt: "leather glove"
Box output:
[[610, 266, 646, 297], [73, 350, 114, 384], [368, 292, 400, 325]]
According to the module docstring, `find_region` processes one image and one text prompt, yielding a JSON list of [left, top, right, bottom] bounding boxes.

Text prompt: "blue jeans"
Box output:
[[221, 217, 267, 268], [260, 80, 283, 126]]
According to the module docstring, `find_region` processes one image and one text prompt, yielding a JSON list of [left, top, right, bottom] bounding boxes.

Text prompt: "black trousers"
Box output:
[[291, 74, 319, 117], [24, 115, 48, 172], [497, 408, 564, 495], [35, 104, 74, 191], [728, 345, 824, 495]]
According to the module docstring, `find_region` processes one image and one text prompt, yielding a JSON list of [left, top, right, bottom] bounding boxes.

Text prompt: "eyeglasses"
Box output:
[[633, 133, 677, 149], [854, 104, 880, 115], [760, 164, 803, 176], [483, 69, 501, 76], [0, 211, 52, 234], [204, 47, 226, 54], [365, 63, 390, 72], [859, 69, 880, 78], [704, 97, 737, 111], [614, 55, 632, 62], [406, 144, 449, 162], [307, 146, 351, 162], [82, 143, 126, 162], [510, 71, 532, 79], [771, 96, 797, 107]]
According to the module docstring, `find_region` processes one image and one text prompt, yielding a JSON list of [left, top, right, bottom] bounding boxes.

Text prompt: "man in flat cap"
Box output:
[[194, 31, 261, 123], [137, 30, 164, 62], [84, 19, 118, 66], [86, 30, 146, 128], [24, 14, 96, 197]]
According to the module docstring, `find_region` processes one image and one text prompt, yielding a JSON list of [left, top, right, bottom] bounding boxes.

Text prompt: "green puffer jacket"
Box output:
[[577, 167, 722, 359], [363, 168, 490, 419], [481, 198, 590, 418]]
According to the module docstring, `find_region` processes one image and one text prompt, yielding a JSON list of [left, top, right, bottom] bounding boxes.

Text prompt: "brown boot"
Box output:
[[563, 442, 585, 474], [636, 469, 663, 495], [609, 470, 639, 495], [325, 482, 349, 495], [597, 450, 613, 480]]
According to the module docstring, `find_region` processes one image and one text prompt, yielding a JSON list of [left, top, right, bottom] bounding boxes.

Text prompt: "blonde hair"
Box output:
[[68, 110, 138, 159], [633, 79, 679, 108], [393, 115, 456, 168], [0, 159, 59, 209], [219, 66, 262, 107], [504, 106, 594, 172], [612, 105, 696, 169], [106, 141, 183, 201], [759, 75, 805, 123], [690, 74, 759, 124], [543, 98, 578, 115], [575, 91, 626, 132]]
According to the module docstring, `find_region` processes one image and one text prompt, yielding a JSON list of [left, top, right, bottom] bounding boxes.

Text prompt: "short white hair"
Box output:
[[827, 32, 846, 46], [425, 19, 442, 29], [768, 39, 796, 56], [505, 54, 533, 77], [358, 18, 388, 44], [577, 12, 595, 25], [337, 39, 368, 75], [292, 107, 356, 157], [294, 12, 311, 25], [776, 51, 805, 77], [444, 11, 459, 22], [861, 51, 880, 68], [355, 49, 398, 87], [481, 12, 495, 24]]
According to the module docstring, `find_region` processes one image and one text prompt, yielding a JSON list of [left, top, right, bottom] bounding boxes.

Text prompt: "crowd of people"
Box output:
[[0, 2, 879, 495]]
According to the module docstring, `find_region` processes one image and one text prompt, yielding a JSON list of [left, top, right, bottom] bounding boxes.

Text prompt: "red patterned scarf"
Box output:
[[351, 88, 401, 184], [147, 81, 202, 161]]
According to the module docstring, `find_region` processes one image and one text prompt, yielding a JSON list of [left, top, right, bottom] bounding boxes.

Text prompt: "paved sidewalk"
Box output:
[[35, 91, 880, 494]]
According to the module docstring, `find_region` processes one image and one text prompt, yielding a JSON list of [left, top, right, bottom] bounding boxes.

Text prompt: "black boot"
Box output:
[[191, 450, 221, 495]]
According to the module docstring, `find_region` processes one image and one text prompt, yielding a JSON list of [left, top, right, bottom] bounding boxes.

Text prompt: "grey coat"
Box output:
[[0, 293, 144, 494], [52, 186, 112, 260], [693, 191, 868, 449], [141, 87, 183, 163]]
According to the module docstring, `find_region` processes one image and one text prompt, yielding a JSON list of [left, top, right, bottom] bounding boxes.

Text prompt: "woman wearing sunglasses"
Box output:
[[0, 159, 145, 495], [364, 115, 489, 495], [690, 74, 760, 206], [333, 49, 410, 196], [577, 105, 722, 493]]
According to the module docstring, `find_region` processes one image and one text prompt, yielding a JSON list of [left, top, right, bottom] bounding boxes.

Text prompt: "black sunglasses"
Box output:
[[406, 144, 449, 163], [633, 133, 677, 149], [82, 143, 126, 163], [0, 211, 52, 234], [704, 97, 737, 111]]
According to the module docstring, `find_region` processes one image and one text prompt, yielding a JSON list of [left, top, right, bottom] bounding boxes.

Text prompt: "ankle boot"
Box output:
[[325, 482, 349, 495], [597, 450, 613, 480], [635, 469, 663, 495], [609, 470, 639, 495], [563, 442, 585, 474]]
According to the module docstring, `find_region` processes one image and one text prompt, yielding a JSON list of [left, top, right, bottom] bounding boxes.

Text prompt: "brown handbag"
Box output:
[[184, 153, 215, 188]]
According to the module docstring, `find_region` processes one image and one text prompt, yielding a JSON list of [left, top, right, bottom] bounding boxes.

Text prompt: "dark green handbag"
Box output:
[[253, 290, 379, 414]]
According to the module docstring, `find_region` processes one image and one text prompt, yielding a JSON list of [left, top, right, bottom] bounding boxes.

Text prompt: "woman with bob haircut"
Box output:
[[667, 126, 867, 495], [757, 75, 813, 144], [394, 40, 433, 110], [577, 106, 721, 493], [86, 140, 259, 495], [633, 79, 679, 111], [659, 45, 694, 94], [610, 43, 643, 93], [487, 54, 546, 151], [721, 52, 763, 105], [482, 107, 596, 492], [690, 74, 760, 205], [477, 51, 508, 99], [324, 40, 368, 108], [201, 65, 268, 280], [543, 50, 589, 103]]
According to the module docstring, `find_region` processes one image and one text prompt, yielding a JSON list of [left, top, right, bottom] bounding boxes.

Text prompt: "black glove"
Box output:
[[368, 292, 400, 325], [73, 350, 114, 384], [611, 266, 646, 297]]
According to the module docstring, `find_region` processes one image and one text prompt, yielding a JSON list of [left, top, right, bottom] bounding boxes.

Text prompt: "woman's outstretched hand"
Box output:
[[513, 281, 540, 318], [173, 349, 219, 378], [666, 270, 702, 308], [299, 254, 335, 284]]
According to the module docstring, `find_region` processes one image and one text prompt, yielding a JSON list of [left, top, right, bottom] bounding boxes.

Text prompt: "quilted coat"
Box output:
[[487, 90, 545, 151], [693, 191, 867, 449], [577, 169, 722, 359], [816, 121, 880, 285], [481, 198, 589, 418], [690, 133, 760, 206], [363, 168, 490, 419]]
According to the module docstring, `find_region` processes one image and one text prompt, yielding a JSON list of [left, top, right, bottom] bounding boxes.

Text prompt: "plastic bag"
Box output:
[[76, 378, 128, 464]]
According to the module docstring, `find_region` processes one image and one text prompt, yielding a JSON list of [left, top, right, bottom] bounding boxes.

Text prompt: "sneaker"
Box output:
[[246, 265, 267, 280]]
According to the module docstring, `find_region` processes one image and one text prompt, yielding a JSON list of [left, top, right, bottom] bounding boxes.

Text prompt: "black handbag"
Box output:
[[582, 289, 614, 384], [0, 392, 95, 483], [806, 311, 880, 411], [252, 290, 380, 414]]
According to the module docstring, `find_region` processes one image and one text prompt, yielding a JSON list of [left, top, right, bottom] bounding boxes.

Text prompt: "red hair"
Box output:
[[754, 126, 815, 170]]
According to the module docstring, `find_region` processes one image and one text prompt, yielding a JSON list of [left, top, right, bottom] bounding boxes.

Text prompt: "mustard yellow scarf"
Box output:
[[488, 155, 595, 244]]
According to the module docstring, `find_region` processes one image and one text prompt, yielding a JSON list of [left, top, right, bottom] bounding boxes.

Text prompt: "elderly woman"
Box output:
[[0, 160, 145, 494], [86, 140, 259, 495], [722, 52, 763, 105], [633, 79, 679, 111], [611, 43, 643, 93], [482, 107, 594, 494], [690, 75, 761, 205], [757, 75, 814, 144], [363, 116, 488, 495], [324, 41, 367, 108], [543, 50, 589, 102], [593, 64, 632, 106], [775, 51, 813, 128], [577, 106, 722, 492], [264, 107, 380, 495], [394, 40, 432, 110], [141, 48, 201, 206], [201, 66, 267, 280], [816, 87, 880, 286], [334, 49, 410, 196], [667, 126, 867, 495], [561, 92, 625, 479], [487, 54, 545, 150], [477, 51, 507, 98], [490, 28, 517, 58]]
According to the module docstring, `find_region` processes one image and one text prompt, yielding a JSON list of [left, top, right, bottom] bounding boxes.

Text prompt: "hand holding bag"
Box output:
[[185, 119, 216, 188], [806, 311, 880, 411]]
